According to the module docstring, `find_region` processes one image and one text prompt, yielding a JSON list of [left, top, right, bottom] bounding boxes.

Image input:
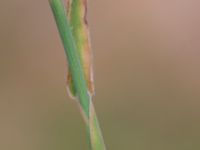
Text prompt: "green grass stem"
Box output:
[[49, 0, 106, 149]]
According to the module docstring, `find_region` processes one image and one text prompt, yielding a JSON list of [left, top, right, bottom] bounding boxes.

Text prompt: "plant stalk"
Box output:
[[49, 0, 106, 149]]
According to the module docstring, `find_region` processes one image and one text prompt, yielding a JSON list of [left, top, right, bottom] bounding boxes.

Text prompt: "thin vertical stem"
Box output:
[[49, 0, 106, 149]]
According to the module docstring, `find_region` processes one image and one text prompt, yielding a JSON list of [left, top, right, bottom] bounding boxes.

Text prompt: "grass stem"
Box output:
[[49, 0, 106, 149]]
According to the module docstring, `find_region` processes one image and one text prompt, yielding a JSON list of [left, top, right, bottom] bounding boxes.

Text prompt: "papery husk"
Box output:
[[66, 0, 94, 98]]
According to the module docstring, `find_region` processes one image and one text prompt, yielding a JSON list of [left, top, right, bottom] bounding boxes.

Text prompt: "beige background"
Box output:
[[0, 0, 200, 149]]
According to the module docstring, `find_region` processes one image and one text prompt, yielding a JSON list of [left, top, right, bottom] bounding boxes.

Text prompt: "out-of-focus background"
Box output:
[[1, 0, 200, 150]]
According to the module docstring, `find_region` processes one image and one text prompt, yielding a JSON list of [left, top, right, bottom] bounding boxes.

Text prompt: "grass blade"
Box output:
[[49, 0, 106, 149]]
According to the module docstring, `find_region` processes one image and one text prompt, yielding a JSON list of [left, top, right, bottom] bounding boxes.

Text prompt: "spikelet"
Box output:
[[66, 0, 94, 98]]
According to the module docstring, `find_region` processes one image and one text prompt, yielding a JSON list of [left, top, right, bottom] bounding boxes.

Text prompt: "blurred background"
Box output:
[[0, 0, 200, 150]]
